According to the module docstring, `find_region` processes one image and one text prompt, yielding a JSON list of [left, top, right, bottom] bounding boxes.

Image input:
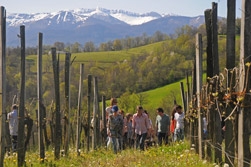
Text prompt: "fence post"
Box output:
[[238, 0, 251, 166], [212, 2, 219, 76], [87, 75, 92, 152], [102, 96, 107, 145], [76, 64, 84, 155], [190, 64, 196, 148], [205, 8, 213, 161], [196, 33, 203, 159], [225, 0, 236, 166], [212, 3, 223, 164], [64, 52, 71, 156], [180, 82, 186, 113], [0, 6, 6, 167], [17, 25, 26, 167], [37, 32, 45, 162], [92, 77, 99, 150], [51, 48, 61, 160]]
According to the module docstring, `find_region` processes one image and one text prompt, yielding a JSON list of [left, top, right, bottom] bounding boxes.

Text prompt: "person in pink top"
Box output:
[[132, 105, 150, 151]]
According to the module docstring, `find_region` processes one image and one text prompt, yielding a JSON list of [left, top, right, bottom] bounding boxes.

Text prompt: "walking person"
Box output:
[[126, 113, 134, 148], [106, 98, 118, 148], [155, 108, 170, 146], [107, 105, 124, 154], [174, 105, 184, 142], [170, 106, 177, 142], [7, 104, 18, 152], [132, 106, 150, 151], [119, 110, 127, 149]]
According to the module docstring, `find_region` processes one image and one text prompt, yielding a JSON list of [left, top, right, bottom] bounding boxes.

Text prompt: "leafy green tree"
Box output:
[[113, 39, 122, 51]]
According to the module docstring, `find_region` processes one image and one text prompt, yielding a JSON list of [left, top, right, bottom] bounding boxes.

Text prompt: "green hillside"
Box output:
[[117, 74, 206, 118], [27, 41, 167, 64]]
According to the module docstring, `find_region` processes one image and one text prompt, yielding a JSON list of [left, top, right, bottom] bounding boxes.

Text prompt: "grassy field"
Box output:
[[141, 78, 187, 110], [132, 74, 206, 115], [4, 142, 213, 167], [27, 41, 167, 64]]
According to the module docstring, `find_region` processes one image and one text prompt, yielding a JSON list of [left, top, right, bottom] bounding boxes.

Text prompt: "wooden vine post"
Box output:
[[0, 6, 6, 167], [195, 33, 203, 159], [102, 96, 107, 145], [96, 78, 101, 147], [204, 8, 213, 161], [225, 0, 236, 166], [92, 77, 99, 150], [87, 74, 92, 152], [64, 52, 71, 155], [17, 25, 26, 167], [238, 0, 251, 166], [189, 63, 196, 149], [37, 32, 45, 162], [51, 48, 61, 160], [76, 64, 84, 155], [180, 82, 186, 113], [212, 2, 222, 164], [180, 82, 188, 137]]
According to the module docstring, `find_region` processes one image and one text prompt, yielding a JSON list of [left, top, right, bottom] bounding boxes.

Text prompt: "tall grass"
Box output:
[[4, 142, 213, 167]]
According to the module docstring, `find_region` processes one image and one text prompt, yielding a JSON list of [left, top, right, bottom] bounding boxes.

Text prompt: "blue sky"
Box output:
[[1, 0, 242, 17]]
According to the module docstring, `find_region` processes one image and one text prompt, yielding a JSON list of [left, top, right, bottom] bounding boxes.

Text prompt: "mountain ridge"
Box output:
[[6, 8, 204, 46]]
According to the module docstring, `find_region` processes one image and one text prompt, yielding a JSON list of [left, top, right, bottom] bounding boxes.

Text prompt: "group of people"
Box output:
[[7, 98, 185, 154], [105, 98, 184, 154]]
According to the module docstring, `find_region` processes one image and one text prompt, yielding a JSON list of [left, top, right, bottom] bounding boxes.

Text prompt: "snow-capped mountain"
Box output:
[[7, 7, 162, 26], [6, 7, 204, 46]]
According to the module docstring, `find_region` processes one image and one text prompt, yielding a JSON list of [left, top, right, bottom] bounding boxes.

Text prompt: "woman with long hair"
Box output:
[[170, 106, 177, 142]]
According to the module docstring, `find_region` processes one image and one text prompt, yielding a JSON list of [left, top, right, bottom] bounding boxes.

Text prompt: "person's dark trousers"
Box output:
[[129, 138, 134, 148], [157, 132, 168, 146], [123, 132, 128, 149], [136, 133, 147, 151], [12, 135, 18, 152]]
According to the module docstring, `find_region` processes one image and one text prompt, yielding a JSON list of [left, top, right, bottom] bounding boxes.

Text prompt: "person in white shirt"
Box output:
[[7, 104, 18, 152], [174, 105, 184, 142]]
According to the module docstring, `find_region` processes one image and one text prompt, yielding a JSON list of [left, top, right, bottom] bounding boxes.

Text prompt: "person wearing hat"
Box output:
[[7, 104, 18, 152], [107, 105, 124, 154]]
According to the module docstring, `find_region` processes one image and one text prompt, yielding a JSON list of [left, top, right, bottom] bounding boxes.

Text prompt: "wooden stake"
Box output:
[[0, 6, 6, 167], [212, 2, 219, 76], [51, 48, 61, 160], [17, 25, 26, 167], [64, 52, 71, 156], [87, 75, 92, 152], [92, 77, 98, 150], [102, 96, 107, 145], [238, 0, 251, 166], [180, 82, 186, 113], [196, 33, 203, 159], [76, 64, 84, 155], [186, 72, 190, 104], [205, 9, 213, 78], [205, 8, 213, 161], [37, 32, 45, 162], [225, 0, 236, 166]]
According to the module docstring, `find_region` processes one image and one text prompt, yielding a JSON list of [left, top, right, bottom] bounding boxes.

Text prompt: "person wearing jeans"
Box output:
[[108, 105, 124, 154], [174, 105, 184, 142], [132, 105, 150, 151], [155, 108, 170, 146]]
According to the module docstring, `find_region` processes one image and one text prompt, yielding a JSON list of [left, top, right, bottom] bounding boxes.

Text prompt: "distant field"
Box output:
[[27, 41, 167, 64]]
